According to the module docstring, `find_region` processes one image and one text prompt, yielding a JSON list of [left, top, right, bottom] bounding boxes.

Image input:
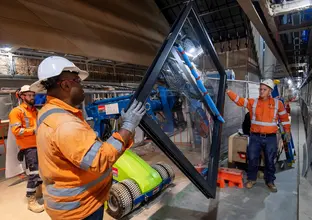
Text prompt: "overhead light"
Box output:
[[1, 46, 12, 52], [3, 47, 11, 52], [288, 79, 292, 84], [188, 47, 196, 53]]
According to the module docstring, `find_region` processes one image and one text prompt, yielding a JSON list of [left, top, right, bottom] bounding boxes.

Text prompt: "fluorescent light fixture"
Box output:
[[288, 79, 292, 84]]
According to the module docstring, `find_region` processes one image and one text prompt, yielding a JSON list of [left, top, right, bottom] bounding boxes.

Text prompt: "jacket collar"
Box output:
[[46, 96, 81, 114], [20, 102, 36, 111]]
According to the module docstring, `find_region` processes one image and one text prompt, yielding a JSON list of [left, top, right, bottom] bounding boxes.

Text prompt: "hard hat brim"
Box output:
[[19, 85, 34, 93], [30, 67, 89, 93]]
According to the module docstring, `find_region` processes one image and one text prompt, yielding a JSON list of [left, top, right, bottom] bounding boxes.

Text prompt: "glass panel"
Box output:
[[85, 3, 228, 199], [135, 16, 221, 179]]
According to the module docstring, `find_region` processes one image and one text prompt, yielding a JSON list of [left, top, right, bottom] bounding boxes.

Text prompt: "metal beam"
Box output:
[[278, 21, 312, 34], [237, 0, 290, 77], [269, 0, 312, 16], [259, 0, 290, 75]]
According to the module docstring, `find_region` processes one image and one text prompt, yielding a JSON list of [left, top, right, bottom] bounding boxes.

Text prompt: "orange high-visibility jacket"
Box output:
[[8, 103, 37, 150], [227, 90, 290, 134], [36, 96, 133, 220]]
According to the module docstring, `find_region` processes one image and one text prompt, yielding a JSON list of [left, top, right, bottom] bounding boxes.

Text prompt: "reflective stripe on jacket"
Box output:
[[227, 90, 290, 134], [8, 103, 37, 149], [36, 96, 132, 220]]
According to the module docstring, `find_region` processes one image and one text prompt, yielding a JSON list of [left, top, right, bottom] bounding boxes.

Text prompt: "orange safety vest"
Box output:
[[36, 96, 132, 220], [8, 103, 37, 150], [227, 90, 291, 134]]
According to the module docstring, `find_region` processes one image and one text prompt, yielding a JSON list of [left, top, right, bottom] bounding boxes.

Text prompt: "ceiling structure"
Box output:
[[237, 0, 312, 79], [155, 0, 250, 44], [1, 0, 311, 81], [0, 0, 169, 66], [154, 0, 261, 79], [155, 0, 312, 80]]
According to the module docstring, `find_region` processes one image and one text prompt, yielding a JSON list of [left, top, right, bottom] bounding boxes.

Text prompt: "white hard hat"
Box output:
[[19, 85, 33, 94], [260, 79, 274, 90], [30, 56, 89, 92]]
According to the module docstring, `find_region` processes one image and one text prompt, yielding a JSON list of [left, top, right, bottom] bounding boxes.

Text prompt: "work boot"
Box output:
[[28, 195, 44, 213], [266, 183, 278, 193], [35, 185, 43, 199], [246, 180, 256, 189]]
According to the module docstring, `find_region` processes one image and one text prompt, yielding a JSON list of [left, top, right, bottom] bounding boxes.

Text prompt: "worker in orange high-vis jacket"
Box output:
[[226, 79, 291, 193], [30, 56, 146, 220], [8, 85, 44, 213]]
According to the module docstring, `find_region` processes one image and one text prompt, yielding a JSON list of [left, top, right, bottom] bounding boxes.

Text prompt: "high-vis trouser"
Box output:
[[24, 147, 42, 197], [247, 133, 277, 184]]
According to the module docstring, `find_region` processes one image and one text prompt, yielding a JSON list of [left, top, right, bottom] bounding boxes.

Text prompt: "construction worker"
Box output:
[[30, 56, 146, 220], [8, 85, 44, 213], [226, 79, 291, 192]]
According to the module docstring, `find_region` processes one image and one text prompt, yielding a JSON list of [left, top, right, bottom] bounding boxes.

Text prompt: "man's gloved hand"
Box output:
[[284, 132, 291, 143], [121, 99, 146, 133]]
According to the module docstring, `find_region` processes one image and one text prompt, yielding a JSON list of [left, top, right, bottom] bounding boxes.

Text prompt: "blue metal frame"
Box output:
[[85, 87, 187, 136]]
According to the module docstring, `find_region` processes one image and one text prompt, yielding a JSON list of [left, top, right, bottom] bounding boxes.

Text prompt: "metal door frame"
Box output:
[[129, 1, 227, 199]]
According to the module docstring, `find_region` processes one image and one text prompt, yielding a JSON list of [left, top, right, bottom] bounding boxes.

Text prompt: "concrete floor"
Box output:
[[130, 104, 302, 220], [0, 103, 311, 220], [132, 103, 310, 220]]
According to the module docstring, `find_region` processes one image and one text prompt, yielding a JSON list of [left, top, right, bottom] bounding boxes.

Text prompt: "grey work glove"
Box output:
[[121, 99, 146, 133], [284, 132, 291, 143]]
